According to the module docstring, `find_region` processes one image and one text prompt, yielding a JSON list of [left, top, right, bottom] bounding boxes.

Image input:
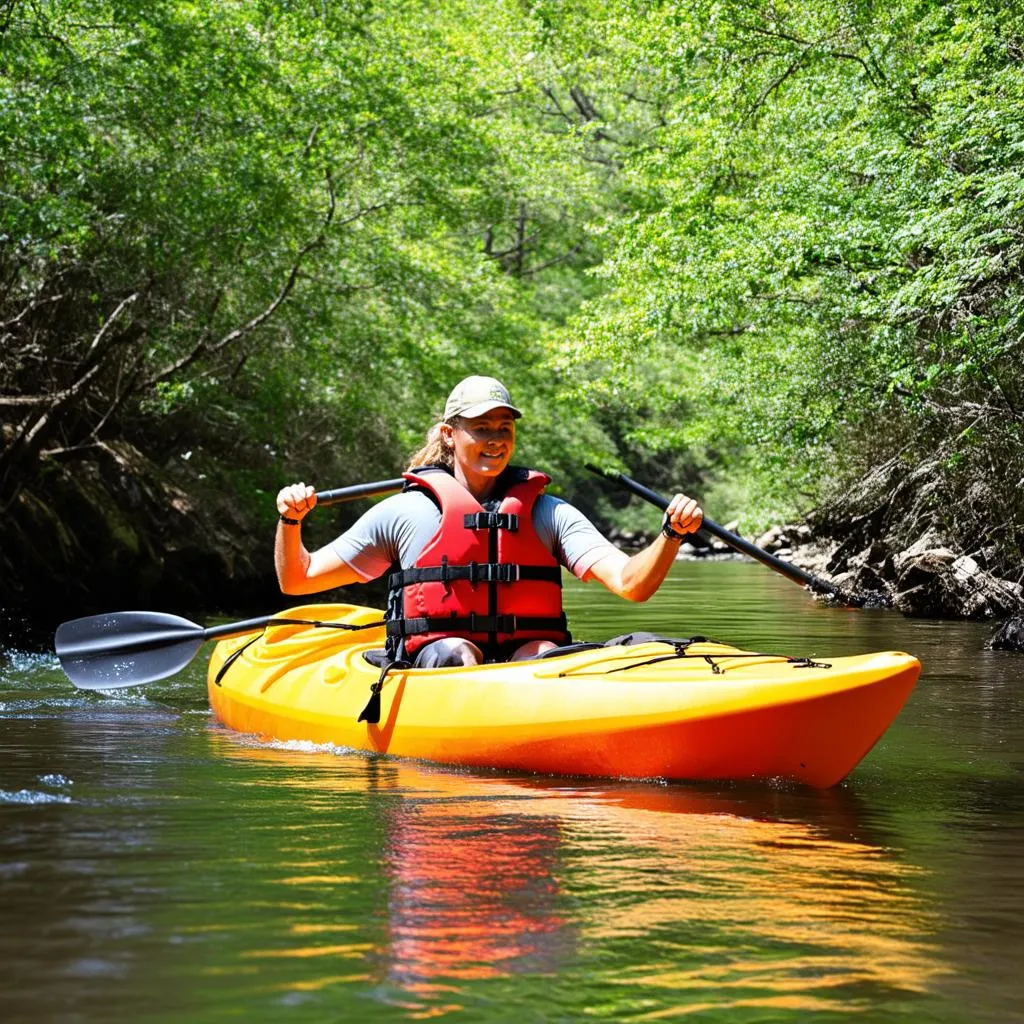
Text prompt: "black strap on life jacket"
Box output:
[[389, 563, 562, 588], [463, 511, 519, 531], [386, 612, 569, 640]]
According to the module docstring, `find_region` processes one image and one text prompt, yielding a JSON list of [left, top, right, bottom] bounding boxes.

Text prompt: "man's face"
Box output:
[[447, 409, 517, 478]]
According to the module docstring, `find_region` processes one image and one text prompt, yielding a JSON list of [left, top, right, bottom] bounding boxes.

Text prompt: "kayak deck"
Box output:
[[207, 603, 921, 788]]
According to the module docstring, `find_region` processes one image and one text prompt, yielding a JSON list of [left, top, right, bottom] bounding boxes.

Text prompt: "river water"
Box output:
[[2, 561, 1023, 1023]]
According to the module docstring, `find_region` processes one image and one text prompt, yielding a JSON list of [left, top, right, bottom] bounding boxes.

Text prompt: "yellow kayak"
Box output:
[[207, 603, 920, 788]]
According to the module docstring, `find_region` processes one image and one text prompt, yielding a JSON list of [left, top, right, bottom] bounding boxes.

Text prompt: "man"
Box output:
[[275, 376, 703, 667]]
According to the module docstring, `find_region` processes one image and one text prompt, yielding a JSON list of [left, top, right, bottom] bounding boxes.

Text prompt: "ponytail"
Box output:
[[406, 420, 456, 471]]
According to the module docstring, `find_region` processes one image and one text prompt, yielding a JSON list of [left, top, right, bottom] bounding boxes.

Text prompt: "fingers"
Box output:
[[666, 492, 703, 535], [276, 482, 317, 519]]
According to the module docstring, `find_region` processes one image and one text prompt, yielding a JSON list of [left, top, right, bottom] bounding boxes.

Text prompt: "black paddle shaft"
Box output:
[[56, 614, 277, 661], [315, 478, 404, 506], [585, 464, 849, 602]]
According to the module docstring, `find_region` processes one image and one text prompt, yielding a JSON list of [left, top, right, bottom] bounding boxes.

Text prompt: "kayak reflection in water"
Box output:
[[383, 801, 572, 985], [274, 376, 703, 668]]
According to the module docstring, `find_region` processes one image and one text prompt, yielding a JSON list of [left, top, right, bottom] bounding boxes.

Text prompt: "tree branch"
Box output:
[[85, 345, 149, 443], [738, 46, 813, 129], [520, 241, 585, 276], [541, 87, 574, 124], [1, 291, 67, 333], [144, 167, 340, 387], [741, 23, 878, 82], [0, 294, 141, 491], [82, 291, 139, 362]]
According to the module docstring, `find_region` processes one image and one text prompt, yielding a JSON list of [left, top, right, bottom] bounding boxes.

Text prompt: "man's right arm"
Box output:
[[274, 482, 365, 594]]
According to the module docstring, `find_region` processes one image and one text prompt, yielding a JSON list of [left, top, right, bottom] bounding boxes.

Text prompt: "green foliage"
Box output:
[[548, 0, 1024, 555], [0, 0, 619, 518], [2, 0, 1022, 574]]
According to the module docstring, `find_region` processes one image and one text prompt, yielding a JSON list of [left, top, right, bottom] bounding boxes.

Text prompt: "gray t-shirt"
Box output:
[[330, 491, 617, 582]]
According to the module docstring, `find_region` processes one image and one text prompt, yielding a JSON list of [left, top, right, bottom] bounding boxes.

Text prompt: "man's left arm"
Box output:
[[584, 493, 703, 602]]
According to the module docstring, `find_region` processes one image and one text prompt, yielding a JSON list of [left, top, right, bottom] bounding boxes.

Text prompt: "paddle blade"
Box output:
[[55, 611, 206, 690]]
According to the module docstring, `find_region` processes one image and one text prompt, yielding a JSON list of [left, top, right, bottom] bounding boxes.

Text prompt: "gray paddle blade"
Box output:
[[55, 610, 205, 690]]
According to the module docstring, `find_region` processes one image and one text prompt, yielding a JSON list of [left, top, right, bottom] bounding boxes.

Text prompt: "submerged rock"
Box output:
[[828, 563, 894, 608], [988, 617, 1024, 651]]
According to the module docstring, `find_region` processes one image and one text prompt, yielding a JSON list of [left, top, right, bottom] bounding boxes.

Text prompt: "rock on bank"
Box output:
[[757, 456, 1023, 627]]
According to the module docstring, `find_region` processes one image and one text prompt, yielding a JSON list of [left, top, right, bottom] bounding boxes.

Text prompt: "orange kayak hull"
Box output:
[[207, 603, 920, 788]]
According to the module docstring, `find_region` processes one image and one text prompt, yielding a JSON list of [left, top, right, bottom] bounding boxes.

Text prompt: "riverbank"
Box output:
[[4, 442, 1022, 652], [1, 441, 280, 648], [610, 498, 1024, 649]]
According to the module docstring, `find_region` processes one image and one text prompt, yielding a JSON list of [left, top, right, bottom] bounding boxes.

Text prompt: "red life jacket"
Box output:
[[386, 466, 569, 657]]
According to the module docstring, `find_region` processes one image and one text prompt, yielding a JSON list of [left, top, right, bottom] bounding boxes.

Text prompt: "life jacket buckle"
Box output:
[[496, 563, 519, 583], [463, 511, 519, 531]]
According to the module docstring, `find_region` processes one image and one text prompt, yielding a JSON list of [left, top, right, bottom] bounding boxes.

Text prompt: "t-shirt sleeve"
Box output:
[[328, 494, 410, 581], [535, 496, 618, 580]]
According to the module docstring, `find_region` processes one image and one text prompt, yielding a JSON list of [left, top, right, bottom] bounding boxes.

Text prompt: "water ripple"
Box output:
[[0, 788, 72, 805]]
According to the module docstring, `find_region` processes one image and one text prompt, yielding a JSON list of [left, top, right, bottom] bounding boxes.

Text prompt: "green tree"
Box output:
[[550, 0, 1024, 560]]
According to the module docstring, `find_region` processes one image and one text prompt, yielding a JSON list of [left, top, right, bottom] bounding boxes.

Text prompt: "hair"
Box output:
[[406, 418, 458, 471]]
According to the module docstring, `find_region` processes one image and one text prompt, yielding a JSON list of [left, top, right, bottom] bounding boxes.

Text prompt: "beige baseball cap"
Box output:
[[443, 376, 522, 420]]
